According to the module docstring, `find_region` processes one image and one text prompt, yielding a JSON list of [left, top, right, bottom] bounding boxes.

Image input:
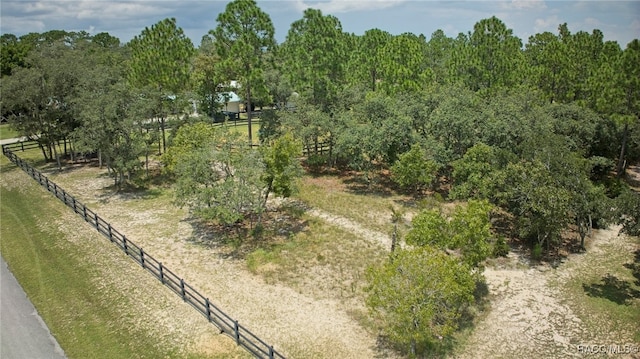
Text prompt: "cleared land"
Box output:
[[1, 150, 639, 358]]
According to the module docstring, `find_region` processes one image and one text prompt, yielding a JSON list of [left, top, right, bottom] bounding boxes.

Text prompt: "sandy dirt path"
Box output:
[[456, 227, 639, 359], [43, 168, 385, 359]]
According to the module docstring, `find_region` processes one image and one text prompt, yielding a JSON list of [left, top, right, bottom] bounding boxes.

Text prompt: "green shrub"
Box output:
[[306, 154, 328, 170], [531, 243, 543, 260], [493, 236, 510, 257], [390, 144, 439, 194]]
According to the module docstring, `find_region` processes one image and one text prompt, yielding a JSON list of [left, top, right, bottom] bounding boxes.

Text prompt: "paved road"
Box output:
[[0, 137, 28, 146], [0, 256, 66, 359]]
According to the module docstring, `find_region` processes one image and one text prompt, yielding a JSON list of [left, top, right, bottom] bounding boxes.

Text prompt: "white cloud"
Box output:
[[292, 0, 406, 14], [534, 14, 560, 33], [503, 0, 547, 10], [584, 17, 602, 27]]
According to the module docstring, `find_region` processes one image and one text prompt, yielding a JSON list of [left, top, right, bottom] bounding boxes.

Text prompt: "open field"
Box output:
[[2, 148, 639, 358], [0, 155, 250, 359], [0, 124, 20, 141]]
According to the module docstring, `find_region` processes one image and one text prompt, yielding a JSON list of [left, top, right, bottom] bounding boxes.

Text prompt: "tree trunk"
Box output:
[[391, 223, 398, 253], [160, 116, 167, 153], [246, 84, 253, 145], [39, 144, 49, 162], [52, 142, 61, 170], [616, 122, 629, 178]]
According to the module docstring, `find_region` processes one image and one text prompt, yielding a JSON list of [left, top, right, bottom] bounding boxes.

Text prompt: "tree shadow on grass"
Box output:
[[582, 273, 640, 305], [623, 248, 640, 287], [183, 200, 310, 260]]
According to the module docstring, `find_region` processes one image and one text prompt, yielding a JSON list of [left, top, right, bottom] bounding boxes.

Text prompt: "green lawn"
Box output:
[[0, 123, 20, 140], [222, 120, 261, 145]]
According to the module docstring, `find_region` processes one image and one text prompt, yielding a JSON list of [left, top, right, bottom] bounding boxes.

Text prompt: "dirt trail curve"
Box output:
[[456, 226, 639, 359], [307, 208, 392, 250]]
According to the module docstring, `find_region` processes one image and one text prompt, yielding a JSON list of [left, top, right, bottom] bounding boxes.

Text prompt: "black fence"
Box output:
[[2, 142, 285, 359]]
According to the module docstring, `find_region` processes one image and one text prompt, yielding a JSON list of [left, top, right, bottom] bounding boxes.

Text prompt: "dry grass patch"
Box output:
[[247, 215, 387, 302], [297, 174, 415, 234], [553, 231, 640, 344]]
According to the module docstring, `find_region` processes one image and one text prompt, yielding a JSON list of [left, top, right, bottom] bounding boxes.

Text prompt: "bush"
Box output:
[[305, 153, 328, 171], [366, 246, 476, 355], [531, 243, 543, 261], [390, 144, 439, 194], [493, 236, 510, 257]]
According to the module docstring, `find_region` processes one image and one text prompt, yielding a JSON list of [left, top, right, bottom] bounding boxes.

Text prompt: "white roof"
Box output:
[[216, 91, 242, 103]]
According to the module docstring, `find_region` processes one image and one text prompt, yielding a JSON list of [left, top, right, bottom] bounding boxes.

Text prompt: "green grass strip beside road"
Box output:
[[0, 165, 177, 358]]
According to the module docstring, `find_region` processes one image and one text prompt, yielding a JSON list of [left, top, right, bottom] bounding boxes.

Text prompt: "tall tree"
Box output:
[[379, 33, 432, 95], [127, 18, 195, 153], [192, 34, 226, 118], [450, 16, 524, 94], [212, 0, 276, 144], [524, 31, 568, 103], [350, 28, 391, 91], [1, 34, 30, 76], [282, 8, 348, 111], [2, 41, 82, 165], [593, 39, 640, 176], [426, 29, 455, 85]]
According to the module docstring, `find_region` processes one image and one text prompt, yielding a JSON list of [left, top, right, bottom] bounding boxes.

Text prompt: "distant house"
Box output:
[[208, 91, 242, 121], [217, 91, 242, 113]]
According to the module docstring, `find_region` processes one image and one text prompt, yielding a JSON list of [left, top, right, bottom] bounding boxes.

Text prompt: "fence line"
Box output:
[[2, 141, 285, 359]]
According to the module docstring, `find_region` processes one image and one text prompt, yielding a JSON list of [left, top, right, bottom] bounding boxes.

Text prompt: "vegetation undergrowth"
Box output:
[[296, 173, 415, 234]]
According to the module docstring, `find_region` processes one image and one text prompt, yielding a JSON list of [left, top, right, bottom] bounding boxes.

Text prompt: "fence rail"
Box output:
[[2, 141, 285, 359]]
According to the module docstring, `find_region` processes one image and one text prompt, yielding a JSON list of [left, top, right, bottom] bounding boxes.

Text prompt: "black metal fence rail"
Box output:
[[2, 142, 285, 359]]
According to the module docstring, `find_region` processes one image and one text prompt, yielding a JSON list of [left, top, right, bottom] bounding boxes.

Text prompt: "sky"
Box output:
[[1, 0, 639, 47]]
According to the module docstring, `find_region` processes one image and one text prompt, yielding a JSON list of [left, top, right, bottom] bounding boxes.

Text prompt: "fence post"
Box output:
[[123, 236, 128, 255], [234, 320, 240, 344], [45, 177, 49, 190], [94, 213, 99, 229], [72, 197, 76, 212], [140, 248, 145, 268], [269, 346, 274, 359], [205, 298, 211, 322], [180, 279, 186, 300], [159, 263, 164, 284], [83, 206, 87, 221], [107, 223, 113, 242]]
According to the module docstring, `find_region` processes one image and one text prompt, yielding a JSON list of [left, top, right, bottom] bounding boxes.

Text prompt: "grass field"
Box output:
[[0, 124, 20, 140]]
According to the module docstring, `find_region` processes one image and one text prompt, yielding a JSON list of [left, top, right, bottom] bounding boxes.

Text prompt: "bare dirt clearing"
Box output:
[[30, 161, 640, 358], [456, 228, 639, 359]]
